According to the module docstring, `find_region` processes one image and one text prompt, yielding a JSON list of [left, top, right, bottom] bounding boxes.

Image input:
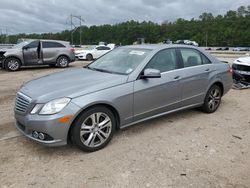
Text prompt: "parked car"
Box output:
[[232, 55, 250, 82], [233, 47, 250, 51], [174, 40, 199, 46], [75, 44, 114, 61], [0, 39, 75, 71], [15, 44, 232, 152], [216, 47, 229, 51]]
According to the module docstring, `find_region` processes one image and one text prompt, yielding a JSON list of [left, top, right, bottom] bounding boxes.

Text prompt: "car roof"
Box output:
[[23, 39, 69, 44], [123, 44, 199, 51]]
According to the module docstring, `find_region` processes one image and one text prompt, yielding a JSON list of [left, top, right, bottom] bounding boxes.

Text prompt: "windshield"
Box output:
[[88, 48, 152, 75], [86, 46, 96, 50], [12, 41, 31, 49]]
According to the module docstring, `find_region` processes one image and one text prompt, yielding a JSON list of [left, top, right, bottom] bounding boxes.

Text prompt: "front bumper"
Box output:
[[75, 54, 86, 60], [0, 59, 3, 68], [232, 64, 250, 82], [15, 102, 81, 146]]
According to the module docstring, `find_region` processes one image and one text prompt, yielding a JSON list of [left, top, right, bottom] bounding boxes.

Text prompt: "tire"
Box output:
[[5, 58, 21, 71], [86, 54, 93, 61], [202, 85, 222, 113], [71, 106, 116, 152], [56, 56, 69, 68]]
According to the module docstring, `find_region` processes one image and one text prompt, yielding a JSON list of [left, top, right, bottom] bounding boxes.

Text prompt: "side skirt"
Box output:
[[120, 103, 203, 129]]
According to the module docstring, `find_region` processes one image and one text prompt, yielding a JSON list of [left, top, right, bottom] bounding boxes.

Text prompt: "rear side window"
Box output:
[[201, 54, 211, 64], [42, 42, 65, 48], [180, 49, 203, 68], [146, 49, 177, 73]]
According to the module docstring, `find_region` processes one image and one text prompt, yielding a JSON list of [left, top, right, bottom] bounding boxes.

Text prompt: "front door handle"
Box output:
[[205, 68, 210, 72], [174, 76, 180, 80]]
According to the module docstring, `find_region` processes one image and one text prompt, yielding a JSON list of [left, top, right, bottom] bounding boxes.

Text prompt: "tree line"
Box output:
[[6, 5, 250, 47]]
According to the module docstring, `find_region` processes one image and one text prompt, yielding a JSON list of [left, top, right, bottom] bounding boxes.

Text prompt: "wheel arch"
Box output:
[[211, 81, 224, 95], [67, 103, 121, 144], [56, 54, 70, 62], [86, 53, 93, 59], [3, 56, 23, 68]]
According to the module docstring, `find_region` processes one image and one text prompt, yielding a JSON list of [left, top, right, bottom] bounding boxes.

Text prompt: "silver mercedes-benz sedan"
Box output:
[[14, 44, 232, 152]]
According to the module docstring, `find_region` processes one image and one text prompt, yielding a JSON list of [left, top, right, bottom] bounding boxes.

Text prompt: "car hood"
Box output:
[[234, 56, 250, 66], [20, 68, 128, 103], [0, 48, 21, 54]]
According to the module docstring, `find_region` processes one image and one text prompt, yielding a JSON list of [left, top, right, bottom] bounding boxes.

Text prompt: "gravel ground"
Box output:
[[0, 56, 250, 188]]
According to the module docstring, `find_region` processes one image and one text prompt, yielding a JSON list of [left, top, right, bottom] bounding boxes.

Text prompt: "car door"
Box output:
[[42, 41, 65, 63], [177, 48, 213, 106], [23, 40, 40, 65], [133, 48, 182, 122]]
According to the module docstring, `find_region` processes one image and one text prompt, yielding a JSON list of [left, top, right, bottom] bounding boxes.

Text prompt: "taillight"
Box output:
[[70, 48, 75, 53], [229, 66, 233, 74]]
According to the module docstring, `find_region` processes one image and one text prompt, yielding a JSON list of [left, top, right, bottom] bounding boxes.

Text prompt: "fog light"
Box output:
[[32, 131, 39, 139], [38, 133, 45, 140]]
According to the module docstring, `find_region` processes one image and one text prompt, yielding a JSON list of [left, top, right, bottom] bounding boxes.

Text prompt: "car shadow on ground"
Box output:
[[14, 108, 204, 155]]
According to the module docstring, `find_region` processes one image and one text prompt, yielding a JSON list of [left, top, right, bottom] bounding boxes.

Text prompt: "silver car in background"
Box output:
[[0, 39, 75, 71], [14, 44, 232, 152]]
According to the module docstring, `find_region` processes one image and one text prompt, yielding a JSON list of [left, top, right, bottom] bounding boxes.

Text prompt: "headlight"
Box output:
[[31, 98, 71, 115]]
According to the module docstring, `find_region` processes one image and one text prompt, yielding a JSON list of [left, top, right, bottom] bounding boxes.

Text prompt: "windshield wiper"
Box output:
[[85, 66, 126, 75], [86, 66, 113, 73]]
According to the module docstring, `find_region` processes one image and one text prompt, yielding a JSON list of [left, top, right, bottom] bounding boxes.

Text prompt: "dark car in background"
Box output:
[[0, 39, 75, 71], [216, 47, 229, 51]]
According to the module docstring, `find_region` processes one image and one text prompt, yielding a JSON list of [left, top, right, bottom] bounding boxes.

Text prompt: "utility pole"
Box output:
[[69, 14, 85, 46], [80, 16, 82, 46], [70, 14, 73, 45]]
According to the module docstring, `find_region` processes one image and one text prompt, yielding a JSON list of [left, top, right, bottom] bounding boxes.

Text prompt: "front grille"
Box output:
[[15, 92, 31, 113], [232, 64, 250, 72]]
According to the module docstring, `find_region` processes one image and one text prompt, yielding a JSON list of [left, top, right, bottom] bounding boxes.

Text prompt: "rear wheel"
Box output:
[[202, 85, 222, 113], [5, 58, 21, 71], [71, 106, 116, 152], [56, 56, 69, 68], [86, 54, 93, 61]]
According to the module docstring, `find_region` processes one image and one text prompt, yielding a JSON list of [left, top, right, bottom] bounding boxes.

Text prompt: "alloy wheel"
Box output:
[[207, 88, 221, 111], [7, 59, 19, 71], [59, 57, 68, 67], [80, 112, 112, 148]]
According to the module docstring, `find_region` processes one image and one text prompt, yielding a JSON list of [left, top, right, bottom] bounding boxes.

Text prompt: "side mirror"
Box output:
[[141, 68, 161, 79], [23, 46, 30, 50]]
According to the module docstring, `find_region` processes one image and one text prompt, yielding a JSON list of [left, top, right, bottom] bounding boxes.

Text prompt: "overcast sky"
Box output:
[[0, 0, 249, 34]]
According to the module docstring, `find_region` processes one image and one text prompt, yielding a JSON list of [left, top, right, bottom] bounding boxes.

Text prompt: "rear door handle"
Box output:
[[205, 68, 210, 72], [174, 76, 180, 80]]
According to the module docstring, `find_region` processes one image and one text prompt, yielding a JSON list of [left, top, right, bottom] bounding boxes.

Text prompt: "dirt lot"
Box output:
[[0, 57, 250, 188]]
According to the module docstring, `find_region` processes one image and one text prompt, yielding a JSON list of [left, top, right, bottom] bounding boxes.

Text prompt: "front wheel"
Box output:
[[86, 54, 93, 61], [56, 56, 69, 68], [202, 85, 222, 113], [71, 106, 116, 152], [5, 58, 21, 71]]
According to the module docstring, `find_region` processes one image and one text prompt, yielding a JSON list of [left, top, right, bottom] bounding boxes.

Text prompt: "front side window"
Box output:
[[180, 48, 203, 68], [88, 48, 151, 75], [25, 41, 39, 48], [146, 49, 177, 73]]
